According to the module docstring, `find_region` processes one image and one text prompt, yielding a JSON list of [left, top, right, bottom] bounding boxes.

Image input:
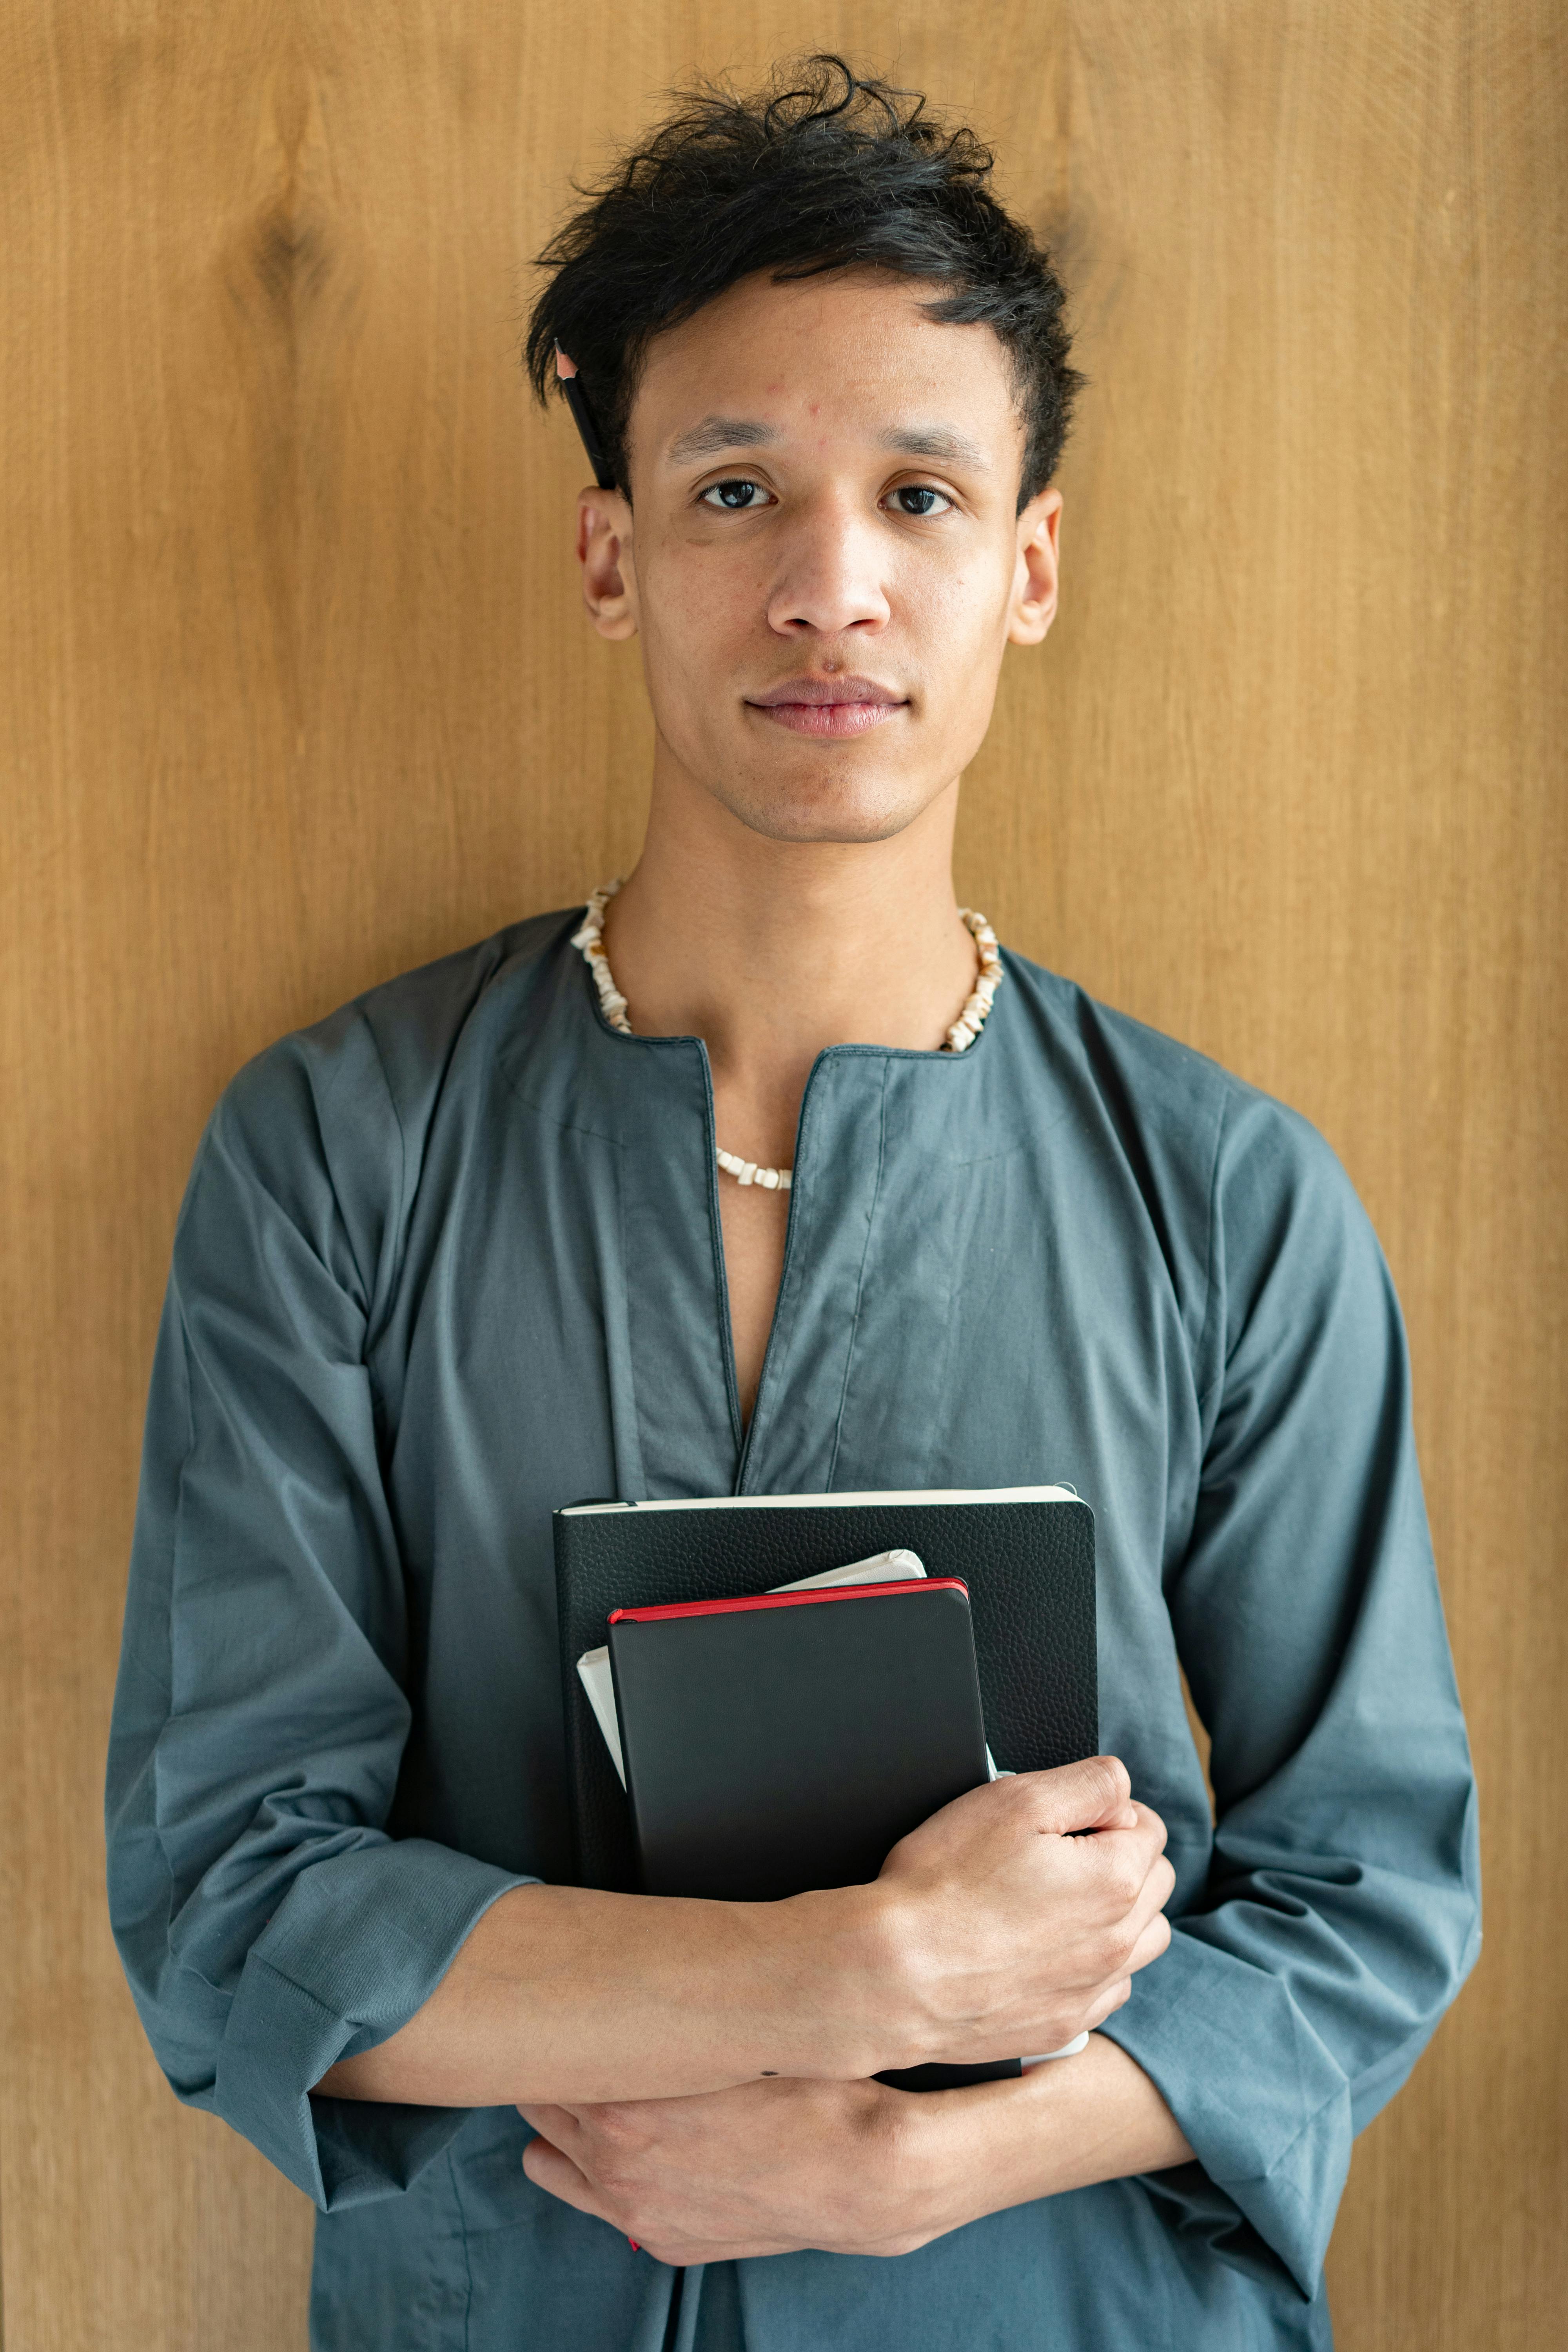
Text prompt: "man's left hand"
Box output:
[[519, 2074, 979, 2265]]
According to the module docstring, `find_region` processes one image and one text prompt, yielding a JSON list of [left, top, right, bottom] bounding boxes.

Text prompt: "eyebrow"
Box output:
[[665, 416, 780, 466], [878, 425, 989, 469], [662, 416, 992, 472]]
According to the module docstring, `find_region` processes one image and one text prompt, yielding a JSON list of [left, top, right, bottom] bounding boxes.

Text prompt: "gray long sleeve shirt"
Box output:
[[105, 908, 1480, 2350]]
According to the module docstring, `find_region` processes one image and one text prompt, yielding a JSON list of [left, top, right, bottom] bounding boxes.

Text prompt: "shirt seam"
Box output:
[[1193, 1080, 1236, 1421], [147, 1292, 203, 1915], [696, 1042, 745, 1455], [825, 1058, 891, 1492], [449, 2143, 476, 2351], [352, 1005, 408, 1356]]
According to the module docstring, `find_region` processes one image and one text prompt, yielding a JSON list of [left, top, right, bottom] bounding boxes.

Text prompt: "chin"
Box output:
[[726, 798, 928, 846], [710, 762, 937, 847]]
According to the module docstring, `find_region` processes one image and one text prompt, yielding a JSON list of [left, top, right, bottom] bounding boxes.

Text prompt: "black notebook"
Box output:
[[606, 1572, 1022, 2094], [606, 1578, 990, 1902], [553, 1486, 1097, 1898]]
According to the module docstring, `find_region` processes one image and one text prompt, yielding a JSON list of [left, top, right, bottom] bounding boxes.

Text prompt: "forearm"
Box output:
[[934, 2034, 1193, 2220], [317, 1762, 1174, 2112], [515, 2034, 1195, 2265], [314, 1879, 891, 2107], [838, 2034, 1195, 2253]]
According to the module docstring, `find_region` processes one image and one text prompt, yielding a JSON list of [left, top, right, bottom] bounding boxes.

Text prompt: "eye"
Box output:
[[699, 478, 772, 511], [888, 484, 954, 518]]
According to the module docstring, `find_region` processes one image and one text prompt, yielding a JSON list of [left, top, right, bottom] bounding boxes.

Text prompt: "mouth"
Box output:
[[744, 674, 908, 739]]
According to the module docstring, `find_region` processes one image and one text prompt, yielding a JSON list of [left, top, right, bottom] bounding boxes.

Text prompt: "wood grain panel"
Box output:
[[1, 3, 1560, 2345], [962, 11, 1568, 2342]]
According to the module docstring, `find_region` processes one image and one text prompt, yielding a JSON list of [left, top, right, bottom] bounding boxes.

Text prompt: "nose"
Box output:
[[764, 492, 891, 639]]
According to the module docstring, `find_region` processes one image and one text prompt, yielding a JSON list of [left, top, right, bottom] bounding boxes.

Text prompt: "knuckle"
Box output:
[[580, 2120, 647, 2187], [590, 2105, 648, 2161], [586, 2102, 631, 2142], [1085, 1755, 1131, 1812], [1107, 1851, 1144, 1907], [1089, 1976, 1131, 2025], [1102, 1919, 1138, 1972]]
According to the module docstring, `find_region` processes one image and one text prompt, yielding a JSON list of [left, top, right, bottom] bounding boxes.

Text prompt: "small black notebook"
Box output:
[[553, 1486, 1098, 1897], [606, 1573, 1017, 2094], [606, 1579, 989, 1902]]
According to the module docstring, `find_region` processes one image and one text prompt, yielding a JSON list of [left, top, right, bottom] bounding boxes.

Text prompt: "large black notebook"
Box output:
[[553, 1486, 1098, 1898]]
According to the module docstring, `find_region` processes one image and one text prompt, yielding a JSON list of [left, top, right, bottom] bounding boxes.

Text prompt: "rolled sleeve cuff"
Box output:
[[214, 1837, 535, 2209], [1097, 1924, 1350, 2298]]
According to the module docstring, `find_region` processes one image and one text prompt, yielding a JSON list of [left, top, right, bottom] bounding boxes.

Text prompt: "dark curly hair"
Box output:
[[524, 56, 1084, 511]]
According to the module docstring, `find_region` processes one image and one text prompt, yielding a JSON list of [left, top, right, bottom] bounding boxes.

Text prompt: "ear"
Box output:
[[1007, 488, 1062, 646], [576, 488, 639, 641]]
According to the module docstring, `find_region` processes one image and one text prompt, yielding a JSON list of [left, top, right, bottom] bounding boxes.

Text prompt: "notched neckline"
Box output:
[[573, 940, 1011, 1071]]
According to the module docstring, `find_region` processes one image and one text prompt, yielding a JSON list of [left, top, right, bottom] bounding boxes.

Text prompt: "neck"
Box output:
[[599, 773, 978, 1113]]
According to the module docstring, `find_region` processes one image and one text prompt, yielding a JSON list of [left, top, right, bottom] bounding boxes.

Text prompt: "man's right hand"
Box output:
[[853, 1754, 1174, 2071]]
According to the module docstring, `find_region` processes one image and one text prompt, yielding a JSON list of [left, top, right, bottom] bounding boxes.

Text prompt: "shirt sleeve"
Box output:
[[105, 1024, 534, 2210], [1098, 1083, 1481, 2300]]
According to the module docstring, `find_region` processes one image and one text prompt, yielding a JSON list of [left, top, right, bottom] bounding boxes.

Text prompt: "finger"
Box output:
[[1117, 1850, 1177, 1946], [1105, 1803, 1169, 1871], [522, 2107, 606, 2145], [1125, 1907, 1173, 1977], [1021, 1755, 1135, 1836], [641, 2237, 804, 2268], [1080, 1976, 1132, 2031], [1130, 1800, 1170, 1857], [1081, 1807, 1171, 1900], [1079, 1849, 1172, 1987], [521, 2135, 608, 2220], [516, 2103, 580, 2146]]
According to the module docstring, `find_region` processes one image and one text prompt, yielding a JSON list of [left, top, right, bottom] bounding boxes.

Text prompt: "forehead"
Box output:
[[628, 266, 1023, 465]]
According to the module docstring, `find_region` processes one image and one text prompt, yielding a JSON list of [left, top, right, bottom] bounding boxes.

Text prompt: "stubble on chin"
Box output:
[[696, 737, 944, 848]]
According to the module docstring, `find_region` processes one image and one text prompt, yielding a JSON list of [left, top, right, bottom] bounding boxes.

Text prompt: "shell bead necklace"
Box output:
[[570, 879, 1005, 1191]]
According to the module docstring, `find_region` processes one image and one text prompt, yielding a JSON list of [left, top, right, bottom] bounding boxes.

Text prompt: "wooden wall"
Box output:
[[2, 3, 1562, 2344]]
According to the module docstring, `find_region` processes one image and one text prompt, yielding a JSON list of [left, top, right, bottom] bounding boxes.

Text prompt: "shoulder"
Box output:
[[187, 908, 582, 1308], [1004, 946, 1357, 1199], [217, 908, 578, 1149], [1000, 949, 1387, 1353]]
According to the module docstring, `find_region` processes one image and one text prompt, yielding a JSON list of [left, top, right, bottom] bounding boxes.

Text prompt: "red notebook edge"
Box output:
[[608, 1578, 969, 1626]]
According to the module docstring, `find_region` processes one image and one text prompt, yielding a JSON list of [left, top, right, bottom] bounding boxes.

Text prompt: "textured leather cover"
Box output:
[[554, 1494, 1097, 1897]]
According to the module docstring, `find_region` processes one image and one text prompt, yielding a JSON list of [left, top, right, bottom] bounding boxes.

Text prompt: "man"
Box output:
[[106, 58, 1479, 2352]]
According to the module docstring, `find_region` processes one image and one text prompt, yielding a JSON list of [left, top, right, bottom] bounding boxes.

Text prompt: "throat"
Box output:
[[567, 877, 1007, 1434], [573, 879, 1004, 1196]]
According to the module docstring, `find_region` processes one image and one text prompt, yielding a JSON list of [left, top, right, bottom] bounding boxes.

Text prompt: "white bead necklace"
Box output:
[[570, 880, 1005, 1191]]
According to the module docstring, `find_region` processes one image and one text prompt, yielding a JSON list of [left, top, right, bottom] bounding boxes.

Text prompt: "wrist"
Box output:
[[861, 2073, 1027, 2249], [886, 2062, 1080, 2242], [765, 1880, 927, 2078], [937, 2037, 1193, 2222]]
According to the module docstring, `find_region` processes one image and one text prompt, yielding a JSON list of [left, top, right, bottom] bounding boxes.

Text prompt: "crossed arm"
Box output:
[[317, 1755, 1192, 2263]]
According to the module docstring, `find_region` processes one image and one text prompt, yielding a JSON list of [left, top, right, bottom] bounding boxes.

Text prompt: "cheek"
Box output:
[[635, 561, 759, 751], [641, 546, 755, 669], [900, 564, 1013, 709]]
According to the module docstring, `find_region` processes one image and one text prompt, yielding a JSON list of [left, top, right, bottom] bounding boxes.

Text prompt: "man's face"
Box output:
[[577, 266, 1062, 845]]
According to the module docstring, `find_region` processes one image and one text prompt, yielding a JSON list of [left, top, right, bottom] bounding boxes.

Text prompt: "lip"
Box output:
[[745, 674, 908, 739]]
